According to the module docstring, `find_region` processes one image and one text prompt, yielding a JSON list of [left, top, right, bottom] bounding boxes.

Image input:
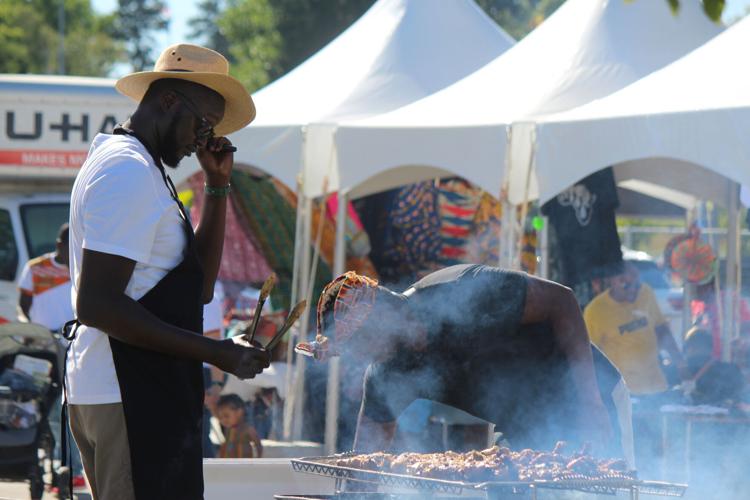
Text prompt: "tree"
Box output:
[[111, 0, 170, 71], [0, 0, 123, 76], [188, 0, 232, 59], [475, 0, 565, 40], [216, 0, 282, 91]]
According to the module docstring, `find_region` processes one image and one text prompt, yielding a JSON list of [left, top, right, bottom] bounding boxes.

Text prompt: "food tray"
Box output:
[[291, 455, 687, 497], [291, 455, 468, 494]]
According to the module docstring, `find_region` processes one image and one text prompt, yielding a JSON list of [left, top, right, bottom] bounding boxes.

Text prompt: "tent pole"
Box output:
[[283, 184, 306, 441], [499, 126, 514, 268], [681, 206, 697, 347], [723, 182, 740, 362], [324, 189, 348, 455], [291, 196, 314, 440]]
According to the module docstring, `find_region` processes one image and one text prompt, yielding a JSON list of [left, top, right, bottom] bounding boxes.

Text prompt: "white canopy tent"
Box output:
[[172, 0, 514, 189], [511, 16, 750, 360], [511, 15, 750, 205], [329, 0, 721, 203]]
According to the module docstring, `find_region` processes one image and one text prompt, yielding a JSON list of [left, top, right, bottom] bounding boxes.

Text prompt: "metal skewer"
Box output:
[[243, 273, 276, 344], [265, 300, 307, 351]]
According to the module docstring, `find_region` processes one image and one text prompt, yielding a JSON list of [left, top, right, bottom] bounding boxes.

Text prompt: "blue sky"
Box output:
[[92, 0, 750, 78]]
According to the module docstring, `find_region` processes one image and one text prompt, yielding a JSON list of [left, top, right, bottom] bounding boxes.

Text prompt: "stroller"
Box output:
[[0, 321, 66, 499]]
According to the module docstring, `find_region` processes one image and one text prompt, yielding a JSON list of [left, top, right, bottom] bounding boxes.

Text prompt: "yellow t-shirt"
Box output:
[[583, 285, 667, 394]]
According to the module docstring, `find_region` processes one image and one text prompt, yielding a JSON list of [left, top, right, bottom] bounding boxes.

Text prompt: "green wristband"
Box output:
[[205, 183, 231, 197]]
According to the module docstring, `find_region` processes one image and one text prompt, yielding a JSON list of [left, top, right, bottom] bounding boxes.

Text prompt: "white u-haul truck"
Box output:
[[0, 75, 134, 323]]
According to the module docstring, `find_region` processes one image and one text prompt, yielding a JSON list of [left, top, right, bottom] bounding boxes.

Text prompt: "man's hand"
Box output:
[[197, 136, 233, 186], [214, 336, 271, 379]]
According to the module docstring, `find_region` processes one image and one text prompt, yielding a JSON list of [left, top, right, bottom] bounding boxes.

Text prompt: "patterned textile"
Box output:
[[187, 173, 273, 284], [326, 193, 372, 258], [368, 182, 441, 283], [520, 228, 538, 275], [229, 168, 331, 311], [468, 192, 502, 265], [436, 179, 482, 267]]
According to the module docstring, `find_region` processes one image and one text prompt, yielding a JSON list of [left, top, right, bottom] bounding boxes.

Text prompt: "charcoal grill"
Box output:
[[290, 454, 688, 499]]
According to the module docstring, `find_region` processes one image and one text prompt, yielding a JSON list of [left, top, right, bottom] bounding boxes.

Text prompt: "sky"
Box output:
[[92, 0, 750, 78]]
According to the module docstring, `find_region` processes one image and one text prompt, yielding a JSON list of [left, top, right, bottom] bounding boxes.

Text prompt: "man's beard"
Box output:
[[160, 120, 184, 168]]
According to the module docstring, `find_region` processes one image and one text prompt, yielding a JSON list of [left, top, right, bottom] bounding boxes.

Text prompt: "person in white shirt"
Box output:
[[18, 223, 87, 488], [66, 44, 269, 500], [18, 223, 73, 331]]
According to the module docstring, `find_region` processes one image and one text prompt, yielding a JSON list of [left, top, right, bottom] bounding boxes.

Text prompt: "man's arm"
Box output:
[[76, 249, 268, 378], [194, 138, 233, 303], [18, 292, 32, 322], [522, 275, 613, 445]]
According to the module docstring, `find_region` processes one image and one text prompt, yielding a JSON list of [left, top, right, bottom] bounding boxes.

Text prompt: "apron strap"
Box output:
[[60, 319, 81, 500], [112, 125, 195, 240]]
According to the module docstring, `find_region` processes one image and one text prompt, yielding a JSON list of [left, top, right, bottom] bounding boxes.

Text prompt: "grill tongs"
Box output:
[[238, 273, 307, 352]]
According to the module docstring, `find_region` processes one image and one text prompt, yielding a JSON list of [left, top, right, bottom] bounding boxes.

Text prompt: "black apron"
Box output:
[[66, 127, 207, 499]]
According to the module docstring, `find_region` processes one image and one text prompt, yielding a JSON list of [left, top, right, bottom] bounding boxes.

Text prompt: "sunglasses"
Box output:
[[171, 89, 215, 142]]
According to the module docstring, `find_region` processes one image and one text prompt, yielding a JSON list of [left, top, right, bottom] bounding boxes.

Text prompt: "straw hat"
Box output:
[[115, 43, 255, 136]]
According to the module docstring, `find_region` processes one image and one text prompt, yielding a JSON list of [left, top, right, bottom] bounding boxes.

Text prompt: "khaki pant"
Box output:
[[69, 403, 136, 500]]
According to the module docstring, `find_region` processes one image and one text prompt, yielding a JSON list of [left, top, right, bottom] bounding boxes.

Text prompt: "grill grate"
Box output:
[[291, 455, 687, 498]]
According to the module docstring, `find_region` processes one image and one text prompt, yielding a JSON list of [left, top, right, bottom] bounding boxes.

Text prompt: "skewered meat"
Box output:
[[334, 442, 635, 483]]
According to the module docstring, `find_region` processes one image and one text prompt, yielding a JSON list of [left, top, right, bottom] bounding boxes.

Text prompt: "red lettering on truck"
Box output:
[[0, 150, 87, 168]]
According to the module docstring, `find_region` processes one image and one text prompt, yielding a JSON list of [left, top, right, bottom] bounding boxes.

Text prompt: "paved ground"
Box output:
[[0, 478, 90, 500]]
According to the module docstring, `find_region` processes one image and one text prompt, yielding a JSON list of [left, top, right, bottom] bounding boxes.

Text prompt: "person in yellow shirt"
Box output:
[[584, 262, 686, 395]]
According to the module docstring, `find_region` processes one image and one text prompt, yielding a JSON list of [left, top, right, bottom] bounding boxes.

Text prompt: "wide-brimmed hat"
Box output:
[[115, 43, 255, 136]]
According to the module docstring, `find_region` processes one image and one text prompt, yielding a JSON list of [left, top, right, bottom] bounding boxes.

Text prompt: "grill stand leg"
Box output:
[[530, 484, 537, 500], [335, 477, 343, 493]]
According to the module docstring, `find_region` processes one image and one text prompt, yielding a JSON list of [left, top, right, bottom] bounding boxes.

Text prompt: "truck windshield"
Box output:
[[0, 209, 18, 281], [20, 203, 70, 259]]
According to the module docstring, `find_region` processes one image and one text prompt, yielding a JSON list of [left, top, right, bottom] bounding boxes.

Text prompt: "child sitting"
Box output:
[[216, 394, 263, 458]]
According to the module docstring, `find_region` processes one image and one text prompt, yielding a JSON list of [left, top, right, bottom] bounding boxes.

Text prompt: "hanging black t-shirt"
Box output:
[[360, 264, 623, 451], [541, 168, 623, 286]]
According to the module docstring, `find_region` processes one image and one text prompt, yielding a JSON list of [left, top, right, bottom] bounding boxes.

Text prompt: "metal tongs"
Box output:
[[264, 299, 307, 351], [243, 274, 276, 344]]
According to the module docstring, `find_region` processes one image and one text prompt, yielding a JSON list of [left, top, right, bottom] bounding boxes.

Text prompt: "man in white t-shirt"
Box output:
[[18, 223, 73, 331], [67, 44, 268, 500]]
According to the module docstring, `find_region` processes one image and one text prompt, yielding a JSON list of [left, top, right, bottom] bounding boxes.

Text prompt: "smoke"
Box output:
[[321, 263, 750, 500]]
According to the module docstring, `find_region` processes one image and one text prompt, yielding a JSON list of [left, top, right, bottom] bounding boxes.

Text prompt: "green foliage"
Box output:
[[188, 0, 232, 60], [0, 0, 123, 76], [111, 0, 170, 71], [626, 0, 726, 22], [701, 0, 725, 22], [475, 0, 565, 40], [217, 0, 282, 91]]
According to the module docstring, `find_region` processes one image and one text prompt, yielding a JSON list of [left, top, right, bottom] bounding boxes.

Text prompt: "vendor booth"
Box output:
[[510, 14, 750, 360]]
